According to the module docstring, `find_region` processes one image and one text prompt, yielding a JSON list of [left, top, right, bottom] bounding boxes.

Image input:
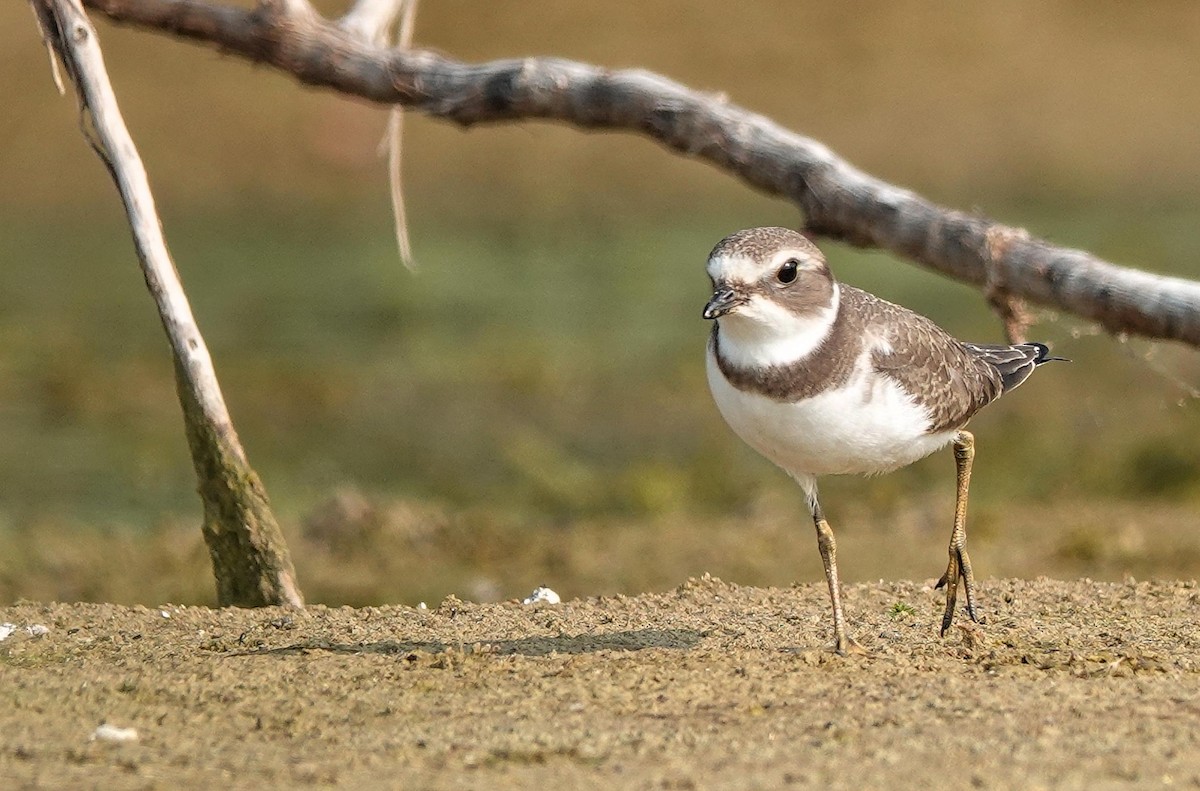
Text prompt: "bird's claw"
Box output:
[[835, 635, 870, 657], [937, 551, 983, 637]]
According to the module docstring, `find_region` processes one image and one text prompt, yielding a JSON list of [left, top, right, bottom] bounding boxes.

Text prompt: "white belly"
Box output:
[[706, 345, 956, 478]]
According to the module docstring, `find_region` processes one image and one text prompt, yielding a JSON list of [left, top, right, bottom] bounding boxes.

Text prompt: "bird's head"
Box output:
[[702, 227, 836, 330]]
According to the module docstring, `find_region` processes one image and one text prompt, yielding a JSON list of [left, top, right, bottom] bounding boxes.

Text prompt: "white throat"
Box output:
[[716, 283, 840, 368]]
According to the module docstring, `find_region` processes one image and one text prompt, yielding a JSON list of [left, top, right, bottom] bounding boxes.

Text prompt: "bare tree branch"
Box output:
[[80, 0, 1200, 347], [32, 0, 304, 608]]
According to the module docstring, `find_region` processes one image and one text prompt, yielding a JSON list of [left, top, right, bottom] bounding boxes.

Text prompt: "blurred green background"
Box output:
[[3, 1, 1200, 606]]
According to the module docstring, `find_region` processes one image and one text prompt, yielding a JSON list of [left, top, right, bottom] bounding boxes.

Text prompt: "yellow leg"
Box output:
[[810, 498, 867, 655], [935, 430, 982, 636]]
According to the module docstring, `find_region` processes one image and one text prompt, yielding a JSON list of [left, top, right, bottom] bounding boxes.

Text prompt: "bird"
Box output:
[[702, 226, 1062, 655]]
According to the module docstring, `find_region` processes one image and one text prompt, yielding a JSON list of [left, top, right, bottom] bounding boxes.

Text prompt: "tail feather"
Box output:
[[963, 342, 1066, 393]]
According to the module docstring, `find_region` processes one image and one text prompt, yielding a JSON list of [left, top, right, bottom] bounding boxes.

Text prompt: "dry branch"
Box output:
[[33, 0, 304, 608], [80, 0, 1200, 347], [78, 1, 1200, 349]]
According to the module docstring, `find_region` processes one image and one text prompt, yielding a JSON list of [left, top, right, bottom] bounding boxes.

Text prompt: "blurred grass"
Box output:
[[3, 204, 1200, 605], [2, 1, 1200, 604]]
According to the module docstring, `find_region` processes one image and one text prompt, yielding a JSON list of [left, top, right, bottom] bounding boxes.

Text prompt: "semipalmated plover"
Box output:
[[703, 227, 1061, 654]]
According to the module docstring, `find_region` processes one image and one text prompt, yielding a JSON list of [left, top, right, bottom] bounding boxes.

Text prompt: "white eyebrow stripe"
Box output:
[[707, 254, 763, 285], [707, 250, 818, 286]]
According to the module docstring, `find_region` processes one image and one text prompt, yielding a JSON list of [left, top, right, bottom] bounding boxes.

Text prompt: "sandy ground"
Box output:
[[3, 576, 1200, 790]]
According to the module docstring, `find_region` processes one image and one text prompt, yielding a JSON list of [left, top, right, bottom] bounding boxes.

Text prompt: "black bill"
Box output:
[[702, 286, 746, 320]]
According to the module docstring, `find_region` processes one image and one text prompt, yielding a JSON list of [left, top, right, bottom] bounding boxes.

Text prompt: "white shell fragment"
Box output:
[[92, 723, 139, 744], [522, 586, 561, 605], [0, 623, 49, 641]]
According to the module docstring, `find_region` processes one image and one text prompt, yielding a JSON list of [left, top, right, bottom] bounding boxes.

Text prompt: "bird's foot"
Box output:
[[834, 634, 870, 657], [935, 550, 983, 637]]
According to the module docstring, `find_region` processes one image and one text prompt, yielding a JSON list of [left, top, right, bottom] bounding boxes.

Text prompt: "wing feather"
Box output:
[[841, 287, 1005, 433], [962, 342, 1059, 393]]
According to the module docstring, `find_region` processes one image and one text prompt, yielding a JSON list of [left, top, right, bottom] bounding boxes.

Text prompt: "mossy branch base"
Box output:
[[177, 363, 304, 608]]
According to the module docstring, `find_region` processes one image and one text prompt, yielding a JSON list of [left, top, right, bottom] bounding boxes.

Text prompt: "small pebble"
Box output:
[[522, 586, 561, 605], [92, 723, 139, 744], [0, 623, 49, 641]]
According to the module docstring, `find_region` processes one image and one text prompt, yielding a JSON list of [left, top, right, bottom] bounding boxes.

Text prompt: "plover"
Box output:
[[702, 226, 1061, 654]]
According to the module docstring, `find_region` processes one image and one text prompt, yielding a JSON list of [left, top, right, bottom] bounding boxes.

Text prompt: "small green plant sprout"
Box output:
[[889, 601, 917, 620]]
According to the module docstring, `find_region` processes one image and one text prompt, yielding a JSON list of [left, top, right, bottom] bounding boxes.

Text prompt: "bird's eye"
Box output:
[[777, 259, 800, 284]]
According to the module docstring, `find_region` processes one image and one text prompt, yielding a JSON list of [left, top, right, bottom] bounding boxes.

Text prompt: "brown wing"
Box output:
[[840, 286, 1005, 434]]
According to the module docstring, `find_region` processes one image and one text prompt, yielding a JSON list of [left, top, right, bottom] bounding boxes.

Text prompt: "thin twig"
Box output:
[[30, 2, 66, 94], [339, 0, 404, 43], [341, 0, 417, 268], [387, 0, 417, 269], [385, 105, 413, 269]]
